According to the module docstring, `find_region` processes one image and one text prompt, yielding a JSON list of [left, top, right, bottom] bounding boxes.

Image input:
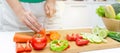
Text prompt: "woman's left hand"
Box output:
[[44, 0, 56, 18]]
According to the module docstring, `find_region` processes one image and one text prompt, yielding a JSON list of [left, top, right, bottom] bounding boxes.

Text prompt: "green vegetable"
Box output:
[[96, 6, 105, 17], [112, 3, 120, 15], [92, 26, 108, 38], [116, 13, 120, 20], [108, 31, 120, 42], [81, 26, 108, 43], [81, 33, 106, 43], [50, 40, 69, 52], [104, 5, 116, 18]]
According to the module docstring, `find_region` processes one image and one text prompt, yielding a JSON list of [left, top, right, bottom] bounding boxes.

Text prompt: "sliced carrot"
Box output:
[[14, 33, 32, 43]]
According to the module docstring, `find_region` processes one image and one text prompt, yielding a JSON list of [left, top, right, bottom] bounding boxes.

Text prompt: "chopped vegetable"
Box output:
[[75, 38, 89, 46], [16, 43, 24, 53], [66, 33, 83, 41], [14, 33, 32, 43], [49, 31, 60, 40], [92, 26, 108, 39], [50, 40, 69, 52], [24, 41, 32, 52], [81, 26, 108, 43]]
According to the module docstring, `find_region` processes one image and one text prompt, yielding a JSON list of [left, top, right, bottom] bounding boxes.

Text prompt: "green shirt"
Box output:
[[19, 0, 45, 3]]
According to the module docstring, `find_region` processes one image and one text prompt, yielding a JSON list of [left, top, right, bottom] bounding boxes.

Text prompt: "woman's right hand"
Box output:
[[19, 11, 42, 32], [6, 0, 43, 32]]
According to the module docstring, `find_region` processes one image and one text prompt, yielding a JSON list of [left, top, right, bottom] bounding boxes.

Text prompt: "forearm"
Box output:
[[6, 0, 25, 17]]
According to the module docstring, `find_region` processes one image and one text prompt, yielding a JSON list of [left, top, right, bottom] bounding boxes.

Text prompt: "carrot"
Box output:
[[14, 33, 32, 43]]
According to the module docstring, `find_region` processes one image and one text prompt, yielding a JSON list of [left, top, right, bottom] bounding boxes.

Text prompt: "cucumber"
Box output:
[[91, 35, 102, 43], [86, 35, 95, 43]]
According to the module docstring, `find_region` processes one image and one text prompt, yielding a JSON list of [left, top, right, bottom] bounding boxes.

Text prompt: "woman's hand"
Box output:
[[44, 0, 56, 18], [19, 11, 42, 32], [6, 0, 42, 32]]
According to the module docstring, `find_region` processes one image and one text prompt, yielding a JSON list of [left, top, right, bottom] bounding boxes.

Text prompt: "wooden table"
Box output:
[[16, 28, 120, 53]]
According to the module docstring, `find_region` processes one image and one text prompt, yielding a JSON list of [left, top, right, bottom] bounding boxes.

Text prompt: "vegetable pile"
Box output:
[[81, 26, 108, 43], [96, 3, 120, 20], [16, 41, 32, 53]]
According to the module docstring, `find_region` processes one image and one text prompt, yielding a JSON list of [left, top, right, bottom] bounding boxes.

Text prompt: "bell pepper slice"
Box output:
[[75, 38, 89, 46], [50, 31, 61, 40], [50, 40, 69, 52], [66, 33, 83, 41]]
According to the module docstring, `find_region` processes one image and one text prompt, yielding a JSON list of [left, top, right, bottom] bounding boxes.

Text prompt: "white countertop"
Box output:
[[0, 32, 120, 53]]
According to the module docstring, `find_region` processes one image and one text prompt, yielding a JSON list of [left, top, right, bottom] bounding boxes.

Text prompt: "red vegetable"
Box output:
[[16, 43, 24, 53], [31, 34, 47, 50], [75, 38, 89, 46], [24, 41, 32, 52], [66, 33, 83, 41]]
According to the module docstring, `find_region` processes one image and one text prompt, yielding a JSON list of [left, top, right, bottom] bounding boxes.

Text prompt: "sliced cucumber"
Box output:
[[98, 30, 108, 39], [86, 35, 95, 43], [92, 26, 100, 35], [91, 35, 102, 43]]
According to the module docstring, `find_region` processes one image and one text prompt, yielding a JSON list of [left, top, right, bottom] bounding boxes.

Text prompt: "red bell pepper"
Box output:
[[75, 38, 89, 46], [16, 43, 24, 53], [66, 33, 83, 41], [24, 41, 32, 52], [31, 34, 47, 50]]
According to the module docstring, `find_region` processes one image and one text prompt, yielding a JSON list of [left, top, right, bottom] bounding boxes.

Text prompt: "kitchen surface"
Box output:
[[1, 0, 120, 53]]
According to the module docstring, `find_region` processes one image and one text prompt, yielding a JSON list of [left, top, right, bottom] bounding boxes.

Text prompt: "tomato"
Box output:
[[49, 31, 60, 40], [75, 38, 89, 46], [66, 33, 83, 41], [31, 34, 47, 50], [24, 41, 32, 52], [16, 43, 24, 53]]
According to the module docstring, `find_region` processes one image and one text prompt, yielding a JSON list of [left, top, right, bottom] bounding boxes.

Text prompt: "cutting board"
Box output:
[[16, 28, 120, 53]]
